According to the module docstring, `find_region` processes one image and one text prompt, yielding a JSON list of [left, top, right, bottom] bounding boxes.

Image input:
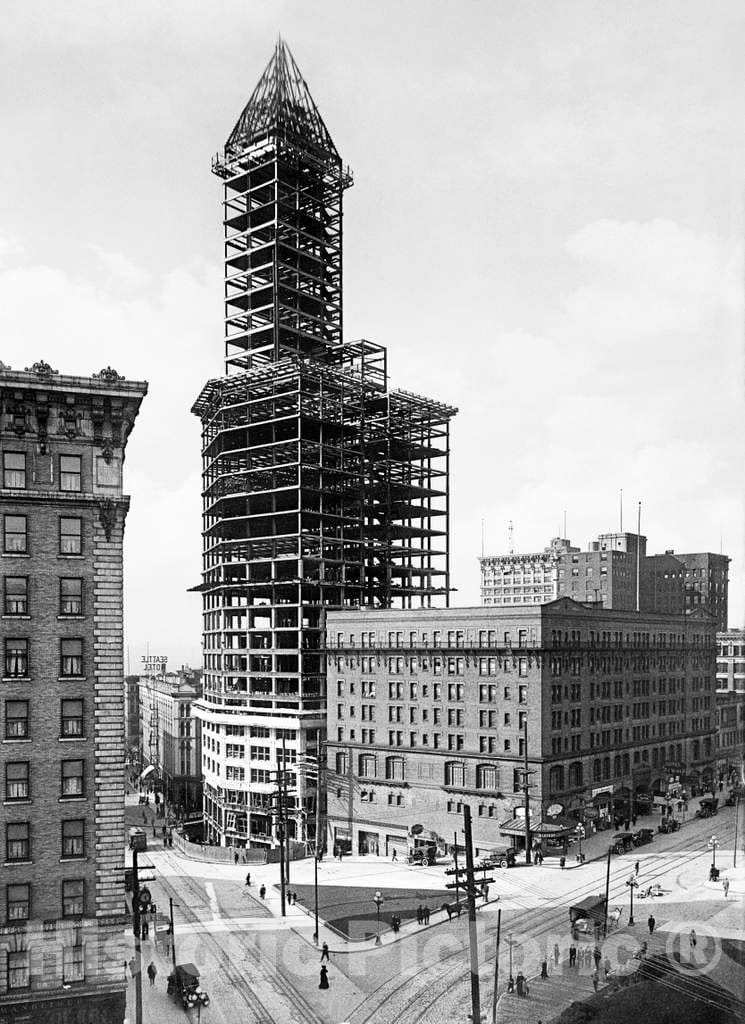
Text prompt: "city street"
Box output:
[[123, 798, 744, 1024]]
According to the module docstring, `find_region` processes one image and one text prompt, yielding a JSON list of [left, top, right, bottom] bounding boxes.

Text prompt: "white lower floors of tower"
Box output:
[[194, 700, 324, 849]]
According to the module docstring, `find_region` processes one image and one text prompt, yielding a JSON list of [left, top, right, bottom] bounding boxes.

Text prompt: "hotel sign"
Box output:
[[142, 656, 167, 674]]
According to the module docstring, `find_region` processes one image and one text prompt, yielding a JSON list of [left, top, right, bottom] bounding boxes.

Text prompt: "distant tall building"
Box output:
[[479, 537, 577, 606], [0, 361, 146, 1024], [675, 552, 730, 631], [715, 629, 745, 781], [192, 41, 456, 848]]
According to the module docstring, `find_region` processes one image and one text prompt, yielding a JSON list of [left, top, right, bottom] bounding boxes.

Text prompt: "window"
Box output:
[[59, 455, 82, 492], [59, 517, 82, 555], [62, 819, 85, 859], [385, 756, 405, 781], [4, 639, 28, 677], [58, 699, 84, 743], [359, 754, 376, 778], [7, 951, 29, 990], [5, 762, 29, 801], [6, 883, 29, 922], [335, 752, 348, 774], [444, 761, 465, 787], [5, 700, 28, 739], [60, 639, 83, 677], [477, 764, 499, 790], [3, 515, 27, 554], [60, 578, 83, 616], [4, 577, 28, 615], [6, 822, 30, 862], [63, 944, 84, 984], [61, 759, 84, 798], [62, 879, 84, 917], [3, 453, 26, 489]]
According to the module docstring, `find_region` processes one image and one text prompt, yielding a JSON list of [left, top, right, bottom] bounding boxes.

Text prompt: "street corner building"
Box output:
[[324, 601, 718, 859], [0, 361, 146, 1023], [190, 40, 457, 850]]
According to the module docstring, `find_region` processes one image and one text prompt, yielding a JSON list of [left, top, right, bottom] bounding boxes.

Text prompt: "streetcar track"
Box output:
[[350, 814, 738, 1024], [155, 850, 326, 1024]]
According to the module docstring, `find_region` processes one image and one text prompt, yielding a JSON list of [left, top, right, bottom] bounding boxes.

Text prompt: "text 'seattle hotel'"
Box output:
[[192, 42, 456, 848]]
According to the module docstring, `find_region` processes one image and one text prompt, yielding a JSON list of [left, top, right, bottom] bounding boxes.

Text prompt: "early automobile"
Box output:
[[657, 818, 680, 834], [407, 844, 437, 867], [167, 963, 210, 1012], [477, 846, 516, 870], [633, 828, 655, 845], [696, 798, 719, 819], [609, 832, 635, 854]]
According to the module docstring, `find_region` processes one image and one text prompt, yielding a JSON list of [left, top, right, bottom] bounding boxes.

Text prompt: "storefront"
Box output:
[[358, 829, 380, 856], [334, 826, 352, 856], [386, 833, 408, 859]]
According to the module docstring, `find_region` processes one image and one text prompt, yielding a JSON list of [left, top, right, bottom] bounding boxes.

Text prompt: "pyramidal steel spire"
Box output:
[[224, 37, 339, 162]]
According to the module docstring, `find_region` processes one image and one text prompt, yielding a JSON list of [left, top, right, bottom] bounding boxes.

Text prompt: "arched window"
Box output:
[[359, 754, 377, 779], [603, 757, 611, 780], [593, 760, 602, 783], [550, 764, 565, 791], [385, 756, 405, 782], [445, 761, 465, 787], [335, 752, 348, 775], [569, 762, 583, 788], [477, 764, 499, 791], [613, 755, 621, 778]]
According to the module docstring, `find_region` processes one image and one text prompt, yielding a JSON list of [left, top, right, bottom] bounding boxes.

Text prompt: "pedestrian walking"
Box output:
[[141, 919, 149, 940], [259, 884, 266, 900], [516, 972, 525, 997], [648, 914, 655, 935], [320, 942, 330, 963], [603, 956, 611, 979], [152, 823, 156, 838], [168, 831, 173, 848], [507, 975, 514, 993], [560, 855, 566, 870], [723, 878, 730, 898], [540, 959, 548, 979], [319, 966, 329, 990], [632, 815, 637, 827], [593, 947, 601, 969], [234, 851, 239, 865], [634, 860, 639, 876], [392, 848, 397, 862], [416, 905, 423, 924], [287, 889, 293, 905], [690, 929, 697, 949], [162, 824, 167, 839], [553, 943, 560, 968], [147, 962, 157, 987], [423, 906, 430, 924], [569, 944, 576, 967], [592, 968, 599, 992], [246, 872, 251, 887]]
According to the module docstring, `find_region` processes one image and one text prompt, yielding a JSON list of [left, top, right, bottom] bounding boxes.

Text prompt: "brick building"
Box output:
[[715, 629, 745, 782], [138, 671, 203, 814], [0, 361, 146, 1023], [677, 552, 730, 631], [325, 601, 717, 858], [479, 537, 577, 606]]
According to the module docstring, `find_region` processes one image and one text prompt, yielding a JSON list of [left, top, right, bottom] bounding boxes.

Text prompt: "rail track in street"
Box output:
[[350, 810, 739, 1024]]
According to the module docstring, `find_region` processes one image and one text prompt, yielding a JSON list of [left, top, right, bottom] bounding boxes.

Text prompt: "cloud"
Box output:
[[89, 244, 149, 290]]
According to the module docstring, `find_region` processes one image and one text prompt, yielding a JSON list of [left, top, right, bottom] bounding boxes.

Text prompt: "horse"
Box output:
[[607, 906, 623, 930], [441, 901, 464, 921]]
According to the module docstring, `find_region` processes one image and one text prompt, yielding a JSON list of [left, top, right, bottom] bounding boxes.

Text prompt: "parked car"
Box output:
[[657, 819, 680, 834], [725, 793, 737, 807], [407, 844, 437, 867], [546, 835, 575, 849], [696, 798, 719, 819], [633, 828, 655, 846], [609, 833, 635, 855], [478, 846, 516, 869]]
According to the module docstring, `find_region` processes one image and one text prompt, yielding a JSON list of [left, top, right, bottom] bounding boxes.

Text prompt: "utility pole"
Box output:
[[463, 804, 482, 1024], [132, 849, 143, 1024], [275, 753, 286, 917], [282, 734, 291, 887], [523, 717, 532, 865], [734, 794, 740, 869], [313, 744, 325, 943], [603, 848, 612, 937], [168, 896, 177, 969], [491, 907, 501, 1024]]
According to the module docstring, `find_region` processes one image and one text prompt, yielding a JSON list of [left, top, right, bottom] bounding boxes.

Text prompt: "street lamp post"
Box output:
[[373, 890, 384, 945], [626, 874, 638, 925], [575, 824, 586, 864], [708, 835, 719, 870]]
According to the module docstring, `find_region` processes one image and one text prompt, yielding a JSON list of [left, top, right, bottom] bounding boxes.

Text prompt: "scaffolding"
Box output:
[[194, 40, 457, 847]]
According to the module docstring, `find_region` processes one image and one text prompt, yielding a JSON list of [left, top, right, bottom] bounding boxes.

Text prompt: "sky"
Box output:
[[0, 0, 743, 667]]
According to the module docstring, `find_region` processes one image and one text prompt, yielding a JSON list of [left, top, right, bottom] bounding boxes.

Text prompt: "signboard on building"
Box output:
[[142, 656, 167, 675]]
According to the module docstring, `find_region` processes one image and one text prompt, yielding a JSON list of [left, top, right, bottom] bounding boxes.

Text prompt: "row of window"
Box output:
[[4, 699, 85, 739], [2, 761, 86, 805], [6, 943, 85, 991], [334, 629, 535, 649], [2, 639, 84, 678], [6, 817, 87, 860], [3, 515, 83, 555], [2, 452, 83, 492], [2, 576, 84, 616]]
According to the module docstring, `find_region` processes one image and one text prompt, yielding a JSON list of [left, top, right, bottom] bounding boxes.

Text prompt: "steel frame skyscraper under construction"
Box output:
[[192, 40, 457, 849]]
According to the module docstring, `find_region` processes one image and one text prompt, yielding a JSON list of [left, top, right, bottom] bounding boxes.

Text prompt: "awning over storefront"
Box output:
[[499, 818, 572, 838], [139, 765, 156, 781]]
